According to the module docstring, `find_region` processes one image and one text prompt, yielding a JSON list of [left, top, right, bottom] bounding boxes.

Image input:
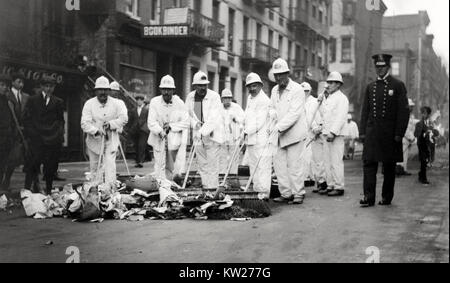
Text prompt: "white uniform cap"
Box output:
[[110, 81, 120, 91], [221, 89, 233, 98], [192, 71, 210, 85], [159, 75, 176, 89], [245, 72, 263, 86], [271, 58, 290, 74], [94, 76, 110, 90], [326, 71, 344, 84]]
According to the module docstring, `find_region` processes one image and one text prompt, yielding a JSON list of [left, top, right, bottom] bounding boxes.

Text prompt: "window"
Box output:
[[243, 17, 249, 40], [303, 48, 308, 65], [341, 37, 352, 62], [228, 8, 235, 52], [312, 5, 317, 18], [208, 72, 216, 91], [268, 30, 274, 47], [279, 16, 284, 27], [193, 0, 201, 11], [231, 78, 237, 97], [312, 53, 316, 67], [319, 10, 323, 23], [213, 0, 220, 21], [288, 40, 292, 60], [392, 62, 400, 76], [269, 10, 274, 20], [295, 45, 301, 65], [126, 0, 140, 20], [256, 23, 262, 41], [150, 0, 158, 21], [278, 35, 283, 55], [330, 37, 336, 62], [342, 0, 355, 25]]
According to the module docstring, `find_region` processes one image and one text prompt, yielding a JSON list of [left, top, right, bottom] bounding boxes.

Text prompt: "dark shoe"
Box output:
[[420, 180, 430, 185], [135, 164, 143, 168], [328, 189, 344, 197], [273, 196, 293, 203], [319, 188, 331, 195], [403, 171, 412, 176], [288, 196, 305, 205], [360, 198, 375, 207], [312, 187, 320, 193], [378, 199, 392, 206]]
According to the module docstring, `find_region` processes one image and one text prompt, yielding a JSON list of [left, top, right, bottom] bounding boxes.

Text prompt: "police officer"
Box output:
[[359, 54, 410, 207]]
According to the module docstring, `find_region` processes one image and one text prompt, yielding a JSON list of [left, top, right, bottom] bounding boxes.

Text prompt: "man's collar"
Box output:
[[377, 72, 390, 81], [11, 88, 18, 95]]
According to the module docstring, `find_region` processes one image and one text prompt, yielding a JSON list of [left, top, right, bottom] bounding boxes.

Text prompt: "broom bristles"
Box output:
[[233, 199, 271, 217]]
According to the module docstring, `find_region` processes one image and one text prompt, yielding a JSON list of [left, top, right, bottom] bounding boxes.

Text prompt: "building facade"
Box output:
[[328, 0, 387, 120], [382, 11, 449, 122]]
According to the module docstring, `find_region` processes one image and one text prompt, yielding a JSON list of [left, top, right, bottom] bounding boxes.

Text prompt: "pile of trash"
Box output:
[[19, 174, 269, 222]]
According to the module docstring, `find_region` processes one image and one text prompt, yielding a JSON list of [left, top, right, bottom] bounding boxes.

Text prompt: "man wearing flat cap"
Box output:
[[0, 74, 15, 192], [359, 54, 410, 207], [23, 76, 65, 194]]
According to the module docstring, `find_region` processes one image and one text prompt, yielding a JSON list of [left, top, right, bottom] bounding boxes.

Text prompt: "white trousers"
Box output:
[[219, 144, 240, 175], [196, 139, 220, 189], [303, 145, 313, 180], [247, 144, 272, 197], [153, 147, 179, 181], [311, 136, 328, 184], [274, 141, 307, 198], [323, 136, 345, 191], [88, 147, 118, 185]]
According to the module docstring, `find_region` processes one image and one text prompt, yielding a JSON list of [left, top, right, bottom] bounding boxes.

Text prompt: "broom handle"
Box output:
[[220, 133, 245, 186], [117, 131, 131, 176], [244, 130, 277, 192], [96, 134, 106, 183], [182, 141, 198, 189]]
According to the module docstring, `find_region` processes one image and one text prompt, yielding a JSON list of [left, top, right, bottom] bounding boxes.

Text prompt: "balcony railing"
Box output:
[[257, 0, 282, 8], [241, 39, 279, 65], [288, 6, 329, 39]]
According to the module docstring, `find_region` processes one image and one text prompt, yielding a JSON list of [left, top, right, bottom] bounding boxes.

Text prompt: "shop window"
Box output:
[[329, 37, 336, 63]]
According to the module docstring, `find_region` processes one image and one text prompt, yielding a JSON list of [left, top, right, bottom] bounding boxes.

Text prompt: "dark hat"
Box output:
[[0, 74, 12, 83], [40, 76, 57, 85], [11, 72, 26, 81], [372, 54, 393, 67]]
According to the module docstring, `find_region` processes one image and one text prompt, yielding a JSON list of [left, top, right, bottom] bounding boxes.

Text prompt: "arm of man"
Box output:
[[80, 100, 99, 135], [147, 99, 164, 135], [395, 82, 410, 139], [329, 95, 349, 136], [109, 100, 128, 131]]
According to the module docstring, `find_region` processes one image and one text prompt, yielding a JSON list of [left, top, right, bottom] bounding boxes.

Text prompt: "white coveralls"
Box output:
[[147, 95, 189, 180], [304, 95, 320, 182], [398, 115, 416, 172], [270, 79, 308, 198], [318, 90, 349, 191], [219, 102, 245, 175], [244, 90, 273, 198], [309, 97, 327, 185], [81, 96, 128, 185], [342, 120, 359, 158], [186, 89, 225, 188]]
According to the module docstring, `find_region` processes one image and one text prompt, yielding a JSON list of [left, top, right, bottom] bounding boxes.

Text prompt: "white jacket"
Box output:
[[319, 90, 349, 136], [81, 96, 128, 155], [244, 91, 273, 146], [147, 95, 189, 151], [270, 79, 308, 148], [186, 89, 225, 144], [222, 102, 245, 144], [342, 121, 359, 139]]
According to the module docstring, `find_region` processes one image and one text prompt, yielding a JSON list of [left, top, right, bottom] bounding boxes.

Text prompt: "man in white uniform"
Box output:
[[81, 76, 128, 185], [186, 71, 224, 189], [147, 75, 189, 180], [270, 59, 308, 205], [343, 114, 359, 160], [396, 99, 416, 176], [243, 73, 273, 200], [301, 82, 316, 187], [219, 89, 244, 175], [316, 72, 349, 197]]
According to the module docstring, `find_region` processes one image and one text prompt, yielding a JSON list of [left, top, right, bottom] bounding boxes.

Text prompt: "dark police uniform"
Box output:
[[360, 54, 410, 206]]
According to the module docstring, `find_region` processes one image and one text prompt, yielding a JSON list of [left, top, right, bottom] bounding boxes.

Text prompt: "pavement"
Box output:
[[0, 146, 448, 263]]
